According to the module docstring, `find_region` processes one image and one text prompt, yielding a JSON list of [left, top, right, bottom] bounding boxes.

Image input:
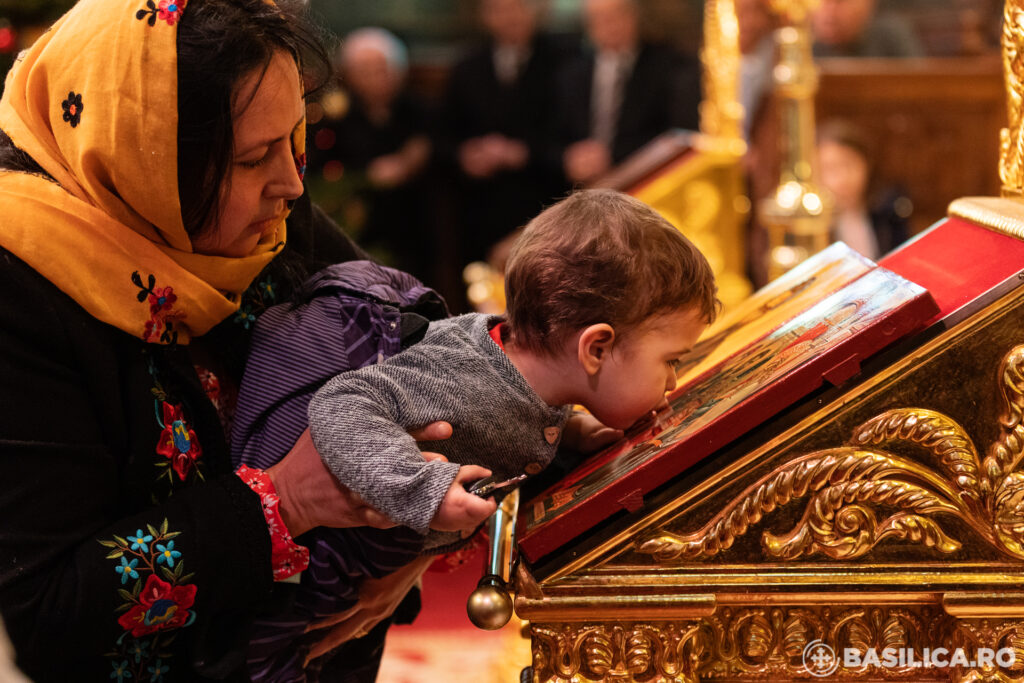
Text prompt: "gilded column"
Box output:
[[758, 0, 832, 280]]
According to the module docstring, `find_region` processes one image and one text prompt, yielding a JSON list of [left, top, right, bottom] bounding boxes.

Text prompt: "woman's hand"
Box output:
[[303, 554, 434, 664], [267, 422, 454, 538], [291, 419, 455, 662]]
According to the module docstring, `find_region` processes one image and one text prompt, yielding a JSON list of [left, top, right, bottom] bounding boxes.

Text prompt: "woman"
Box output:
[[0, 0, 439, 679]]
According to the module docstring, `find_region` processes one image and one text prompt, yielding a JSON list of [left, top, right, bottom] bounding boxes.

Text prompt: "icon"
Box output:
[[803, 639, 839, 678]]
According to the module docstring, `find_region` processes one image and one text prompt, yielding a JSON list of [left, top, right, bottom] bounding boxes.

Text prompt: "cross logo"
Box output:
[[802, 639, 839, 677]]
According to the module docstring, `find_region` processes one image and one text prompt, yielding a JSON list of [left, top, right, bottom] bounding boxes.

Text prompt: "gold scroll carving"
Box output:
[[529, 607, 1024, 682], [636, 345, 1024, 563]]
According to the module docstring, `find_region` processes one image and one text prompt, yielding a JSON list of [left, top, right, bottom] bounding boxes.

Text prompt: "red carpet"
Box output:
[[377, 548, 530, 682]]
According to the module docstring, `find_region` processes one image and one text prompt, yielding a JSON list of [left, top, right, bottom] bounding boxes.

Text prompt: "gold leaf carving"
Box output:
[[781, 614, 810, 658], [983, 346, 1024, 493], [624, 631, 652, 674], [743, 614, 773, 658], [853, 409, 982, 505], [583, 631, 614, 676], [526, 606, 985, 682], [882, 614, 910, 652], [637, 345, 1024, 563]]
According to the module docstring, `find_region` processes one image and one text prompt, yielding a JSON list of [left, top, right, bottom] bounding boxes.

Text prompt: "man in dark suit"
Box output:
[[551, 0, 701, 186], [811, 0, 923, 57], [437, 0, 574, 266]]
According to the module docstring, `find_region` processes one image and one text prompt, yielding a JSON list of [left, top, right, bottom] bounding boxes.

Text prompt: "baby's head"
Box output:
[[504, 189, 719, 428]]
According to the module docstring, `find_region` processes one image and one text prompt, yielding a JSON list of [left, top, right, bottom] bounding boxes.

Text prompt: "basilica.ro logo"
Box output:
[[802, 639, 839, 678]]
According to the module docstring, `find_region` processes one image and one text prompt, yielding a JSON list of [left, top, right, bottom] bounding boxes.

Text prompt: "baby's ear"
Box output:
[[577, 323, 615, 375]]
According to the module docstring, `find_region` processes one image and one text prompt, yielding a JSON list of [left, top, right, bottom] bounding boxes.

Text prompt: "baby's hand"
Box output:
[[563, 412, 624, 453], [430, 465, 498, 532]]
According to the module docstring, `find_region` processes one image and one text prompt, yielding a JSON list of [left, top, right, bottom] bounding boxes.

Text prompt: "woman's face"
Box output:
[[192, 50, 305, 258]]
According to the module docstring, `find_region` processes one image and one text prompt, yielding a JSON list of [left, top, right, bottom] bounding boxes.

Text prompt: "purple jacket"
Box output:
[[230, 260, 447, 682], [232, 260, 447, 470]]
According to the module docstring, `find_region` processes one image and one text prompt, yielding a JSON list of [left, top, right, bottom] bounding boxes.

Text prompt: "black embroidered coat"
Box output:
[[0, 192, 366, 682]]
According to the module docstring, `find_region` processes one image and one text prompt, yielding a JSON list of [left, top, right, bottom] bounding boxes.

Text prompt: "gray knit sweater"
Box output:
[[308, 313, 571, 546]]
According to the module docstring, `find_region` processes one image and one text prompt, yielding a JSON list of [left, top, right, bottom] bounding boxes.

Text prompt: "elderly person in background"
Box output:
[[811, 0, 924, 58], [549, 0, 701, 186], [308, 28, 434, 282]]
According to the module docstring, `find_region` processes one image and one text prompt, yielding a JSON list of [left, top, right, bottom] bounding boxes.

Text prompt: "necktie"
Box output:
[[591, 54, 627, 147]]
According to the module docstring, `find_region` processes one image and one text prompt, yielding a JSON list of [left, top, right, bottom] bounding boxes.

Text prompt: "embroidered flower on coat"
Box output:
[[132, 272, 181, 345], [147, 659, 170, 681], [101, 519, 194, 679], [128, 639, 149, 664], [195, 367, 220, 403], [128, 530, 153, 553], [110, 659, 132, 682], [115, 557, 140, 585], [155, 541, 181, 568], [61, 91, 83, 127], [233, 305, 256, 329], [154, 402, 203, 480], [257, 277, 277, 301], [117, 574, 197, 638]]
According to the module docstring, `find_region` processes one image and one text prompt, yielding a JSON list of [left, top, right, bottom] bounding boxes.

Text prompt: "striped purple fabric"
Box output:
[[231, 260, 447, 682]]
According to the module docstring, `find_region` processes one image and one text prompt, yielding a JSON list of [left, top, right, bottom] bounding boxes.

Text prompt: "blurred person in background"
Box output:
[[306, 28, 434, 282], [736, 0, 776, 141], [817, 118, 912, 259], [437, 0, 574, 269], [811, 0, 924, 58], [549, 0, 701, 186]]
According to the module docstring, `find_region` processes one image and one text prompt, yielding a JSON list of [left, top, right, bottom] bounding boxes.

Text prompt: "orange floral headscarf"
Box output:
[[0, 0, 303, 344]]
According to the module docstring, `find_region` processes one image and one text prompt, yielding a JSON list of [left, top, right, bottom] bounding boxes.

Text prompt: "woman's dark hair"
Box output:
[[177, 0, 332, 237], [0, 129, 49, 177]]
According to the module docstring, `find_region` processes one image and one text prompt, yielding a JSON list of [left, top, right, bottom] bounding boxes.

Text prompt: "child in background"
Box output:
[[245, 188, 718, 680], [817, 118, 912, 259]]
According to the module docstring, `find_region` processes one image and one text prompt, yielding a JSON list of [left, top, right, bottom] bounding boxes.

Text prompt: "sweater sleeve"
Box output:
[[0, 251, 273, 678], [308, 353, 462, 535]]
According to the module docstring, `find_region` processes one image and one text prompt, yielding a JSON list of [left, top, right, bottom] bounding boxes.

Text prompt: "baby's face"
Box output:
[[585, 306, 708, 430]]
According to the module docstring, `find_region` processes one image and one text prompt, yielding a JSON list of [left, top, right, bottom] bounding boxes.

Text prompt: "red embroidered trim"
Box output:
[[235, 464, 310, 581]]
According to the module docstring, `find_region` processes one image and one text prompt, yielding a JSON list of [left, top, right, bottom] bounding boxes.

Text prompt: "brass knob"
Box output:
[[466, 575, 513, 630]]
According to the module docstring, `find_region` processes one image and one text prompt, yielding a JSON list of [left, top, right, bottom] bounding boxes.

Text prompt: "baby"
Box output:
[[244, 188, 718, 680], [308, 187, 718, 552]]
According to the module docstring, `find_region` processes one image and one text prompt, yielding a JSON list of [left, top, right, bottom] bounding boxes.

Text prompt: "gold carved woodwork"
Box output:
[[636, 345, 1024, 564], [518, 2, 1024, 682], [1001, 0, 1024, 196], [528, 607, 1024, 682]]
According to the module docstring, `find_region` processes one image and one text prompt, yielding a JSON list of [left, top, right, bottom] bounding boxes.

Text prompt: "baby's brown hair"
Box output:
[[504, 189, 719, 354]]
